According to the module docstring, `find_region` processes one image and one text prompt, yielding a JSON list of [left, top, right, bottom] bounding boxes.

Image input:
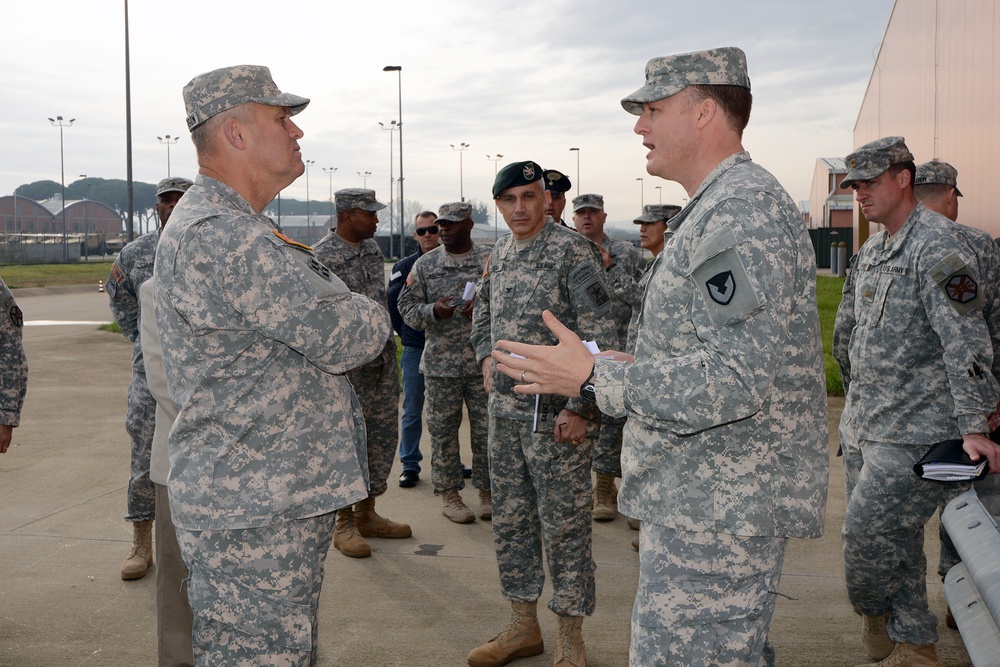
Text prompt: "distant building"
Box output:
[[0, 194, 122, 235], [808, 158, 853, 229]]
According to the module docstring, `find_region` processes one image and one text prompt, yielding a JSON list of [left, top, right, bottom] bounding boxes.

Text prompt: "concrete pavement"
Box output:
[[0, 285, 973, 666]]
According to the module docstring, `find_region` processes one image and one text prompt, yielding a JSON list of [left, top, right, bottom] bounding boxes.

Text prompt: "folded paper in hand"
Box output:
[[912, 439, 989, 482]]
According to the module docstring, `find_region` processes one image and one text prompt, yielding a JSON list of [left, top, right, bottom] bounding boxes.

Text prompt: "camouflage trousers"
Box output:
[[176, 513, 337, 667], [591, 413, 625, 477], [489, 414, 596, 616], [125, 369, 156, 522], [425, 375, 489, 494], [347, 354, 399, 498], [841, 437, 959, 646], [631, 524, 785, 667]]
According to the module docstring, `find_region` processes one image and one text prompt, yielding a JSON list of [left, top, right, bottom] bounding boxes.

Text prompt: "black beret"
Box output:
[[493, 160, 544, 199], [543, 169, 572, 193]]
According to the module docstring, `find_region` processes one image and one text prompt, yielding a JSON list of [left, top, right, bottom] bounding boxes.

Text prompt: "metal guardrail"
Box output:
[[942, 488, 1000, 666]]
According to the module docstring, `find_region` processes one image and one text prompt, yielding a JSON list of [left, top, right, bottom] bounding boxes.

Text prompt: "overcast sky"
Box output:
[[1, 0, 895, 230]]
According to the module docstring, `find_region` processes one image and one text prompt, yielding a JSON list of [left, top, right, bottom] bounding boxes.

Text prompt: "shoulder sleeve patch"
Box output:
[[569, 262, 611, 316], [929, 253, 984, 314], [691, 246, 763, 329]]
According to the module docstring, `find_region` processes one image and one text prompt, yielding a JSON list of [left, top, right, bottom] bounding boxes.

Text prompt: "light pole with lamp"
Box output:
[[157, 134, 178, 177], [569, 147, 580, 197], [383, 65, 404, 257], [49, 115, 75, 263], [654, 185, 662, 205], [487, 153, 503, 239], [636, 177, 644, 208], [79, 174, 92, 260], [379, 121, 398, 257], [450, 142, 470, 201], [305, 159, 315, 245], [323, 167, 337, 242], [358, 171, 372, 188]]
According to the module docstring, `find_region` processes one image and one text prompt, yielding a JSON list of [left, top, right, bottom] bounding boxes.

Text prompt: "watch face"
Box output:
[[581, 384, 597, 402]]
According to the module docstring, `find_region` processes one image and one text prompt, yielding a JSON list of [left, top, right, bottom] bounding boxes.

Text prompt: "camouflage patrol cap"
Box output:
[[492, 160, 543, 198], [634, 203, 682, 224], [621, 47, 751, 115], [155, 176, 194, 197], [572, 193, 604, 212], [915, 160, 963, 196], [335, 188, 386, 212], [183, 65, 309, 132], [543, 169, 572, 194], [840, 137, 914, 188], [437, 201, 473, 223]]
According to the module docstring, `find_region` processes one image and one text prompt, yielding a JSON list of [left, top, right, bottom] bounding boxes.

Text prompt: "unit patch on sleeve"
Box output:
[[929, 253, 984, 315], [691, 247, 763, 329]]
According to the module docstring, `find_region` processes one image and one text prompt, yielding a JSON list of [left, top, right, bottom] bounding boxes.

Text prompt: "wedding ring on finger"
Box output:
[[521, 370, 526, 383]]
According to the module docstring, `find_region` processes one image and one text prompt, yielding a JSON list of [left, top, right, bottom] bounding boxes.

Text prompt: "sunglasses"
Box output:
[[415, 226, 440, 236]]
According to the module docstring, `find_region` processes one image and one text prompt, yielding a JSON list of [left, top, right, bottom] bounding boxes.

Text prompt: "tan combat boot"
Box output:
[[333, 506, 371, 558], [443, 490, 476, 524], [860, 612, 894, 660], [354, 496, 412, 539], [467, 600, 544, 667], [120, 519, 153, 580], [478, 488, 493, 521], [554, 615, 586, 667], [854, 642, 942, 667], [591, 473, 617, 522]]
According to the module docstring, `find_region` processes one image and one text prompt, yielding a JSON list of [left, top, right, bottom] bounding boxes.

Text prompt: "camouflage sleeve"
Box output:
[[565, 240, 617, 416], [470, 254, 494, 364], [918, 238, 998, 434], [396, 261, 435, 331], [224, 225, 390, 375], [107, 258, 140, 342], [0, 280, 27, 427], [832, 255, 857, 393], [605, 261, 645, 311]]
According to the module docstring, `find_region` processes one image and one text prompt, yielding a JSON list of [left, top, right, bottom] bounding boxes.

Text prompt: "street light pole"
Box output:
[[49, 115, 75, 262], [569, 147, 580, 197], [157, 134, 178, 177], [323, 167, 337, 242], [654, 185, 662, 205], [79, 174, 91, 261], [358, 171, 372, 188], [305, 159, 315, 244], [383, 65, 404, 257], [636, 177, 644, 208], [450, 142, 470, 201], [487, 154, 503, 240], [379, 121, 398, 257]]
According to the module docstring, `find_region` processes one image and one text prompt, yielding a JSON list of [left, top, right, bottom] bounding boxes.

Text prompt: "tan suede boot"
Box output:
[[854, 642, 942, 667], [120, 519, 153, 580], [554, 615, 586, 667], [478, 489, 493, 521], [860, 613, 894, 660], [333, 507, 371, 558], [443, 491, 476, 524], [354, 496, 412, 538], [467, 601, 544, 667], [591, 473, 617, 522]]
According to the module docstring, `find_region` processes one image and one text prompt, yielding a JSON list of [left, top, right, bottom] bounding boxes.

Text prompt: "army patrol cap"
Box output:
[[634, 203, 682, 224], [155, 176, 194, 197], [544, 169, 572, 194], [492, 160, 544, 198], [915, 160, 963, 196], [840, 136, 914, 189], [437, 201, 473, 223], [183, 65, 310, 131], [335, 188, 386, 212], [621, 47, 751, 115], [572, 194, 605, 212]]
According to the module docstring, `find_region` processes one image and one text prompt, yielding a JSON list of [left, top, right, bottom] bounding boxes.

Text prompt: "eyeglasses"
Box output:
[[415, 226, 439, 236]]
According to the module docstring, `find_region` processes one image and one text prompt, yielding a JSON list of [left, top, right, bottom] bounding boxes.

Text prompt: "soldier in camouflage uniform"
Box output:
[[468, 161, 616, 667], [571, 193, 645, 525], [154, 65, 390, 665], [490, 48, 830, 667], [835, 138, 1000, 667], [913, 159, 1000, 629], [107, 175, 192, 580], [313, 188, 411, 559], [397, 202, 492, 524], [1, 276, 27, 456]]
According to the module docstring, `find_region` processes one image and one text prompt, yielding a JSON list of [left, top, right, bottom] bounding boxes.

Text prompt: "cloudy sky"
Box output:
[[1, 0, 894, 230]]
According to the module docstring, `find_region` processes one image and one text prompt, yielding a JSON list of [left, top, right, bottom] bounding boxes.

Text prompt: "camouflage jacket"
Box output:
[[471, 221, 617, 421], [592, 152, 829, 539], [397, 243, 491, 377], [835, 203, 998, 443], [598, 234, 646, 349], [154, 175, 389, 531], [1, 277, 27, 427], [107, 230, 159, 373]]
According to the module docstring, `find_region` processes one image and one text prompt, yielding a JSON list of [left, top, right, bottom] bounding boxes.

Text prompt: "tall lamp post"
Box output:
[[323, 167, 337, 240], [383, 65, 404, 257], [654, 185, 662, 205], [79, 174, 91, 260], [636, 177, 644, 208], [569, 147, 580, 197], [157, 134, 178, 177], [49, 115, 75, 262], [379, 121, 398, 257], [487, 153, 503, 240], [358, 171, 372, 188], [305, 159, 315, 244], [450, 142, 470, 201]]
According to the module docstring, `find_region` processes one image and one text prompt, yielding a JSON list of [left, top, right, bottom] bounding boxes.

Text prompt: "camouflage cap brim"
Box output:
[[184, 65, 310, 131], [622, 47, 750, 116]]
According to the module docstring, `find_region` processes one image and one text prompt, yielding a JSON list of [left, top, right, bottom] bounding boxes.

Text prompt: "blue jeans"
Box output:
[[398, 345, 424, 473]]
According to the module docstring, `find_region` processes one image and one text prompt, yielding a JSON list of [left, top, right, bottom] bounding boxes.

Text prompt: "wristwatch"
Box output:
[[580, 365, 597, 402]]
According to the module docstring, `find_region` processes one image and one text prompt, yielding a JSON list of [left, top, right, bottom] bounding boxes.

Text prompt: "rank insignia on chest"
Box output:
[[706, 270, 735, 305]]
